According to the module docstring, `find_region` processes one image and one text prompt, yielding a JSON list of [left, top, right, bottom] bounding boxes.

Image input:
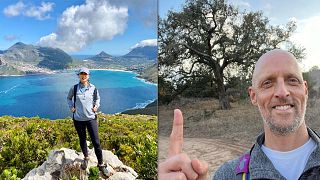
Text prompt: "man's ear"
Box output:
[[304, 81, 308, 96], [248, 87, 257, 106]]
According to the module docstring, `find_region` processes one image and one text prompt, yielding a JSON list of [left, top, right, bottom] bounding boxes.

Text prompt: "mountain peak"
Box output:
[[94, 51, 112, 58], [14, 42, 26, 46], [8, 42, 33, 50], [9, 42, 28, 50], [89, 51, 113, 61], [98, 51, 110, 57]]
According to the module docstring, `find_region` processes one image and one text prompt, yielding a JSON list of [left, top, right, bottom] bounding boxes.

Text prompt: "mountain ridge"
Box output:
[[122, 46, 157, 60], [0, 42, 157, 77], [0, 42, 73, 75]]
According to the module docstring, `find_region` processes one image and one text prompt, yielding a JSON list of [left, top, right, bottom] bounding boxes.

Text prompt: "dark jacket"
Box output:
[[213, 128, 320, 180]]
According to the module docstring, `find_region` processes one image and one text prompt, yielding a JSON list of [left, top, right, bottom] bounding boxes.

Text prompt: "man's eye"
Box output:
[[288, 78, 300, 85], [262, 80, 272, 88]]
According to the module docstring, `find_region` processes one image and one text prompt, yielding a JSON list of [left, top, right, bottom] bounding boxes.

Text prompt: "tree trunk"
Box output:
[[216, 76, 231, 110]]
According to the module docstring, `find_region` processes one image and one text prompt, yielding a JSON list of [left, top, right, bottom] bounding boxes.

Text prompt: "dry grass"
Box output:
[[159, 97, 320, 145]]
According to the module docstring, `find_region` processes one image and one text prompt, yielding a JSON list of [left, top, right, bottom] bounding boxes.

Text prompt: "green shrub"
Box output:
[[88, 167, 99, 180], [0, 167, 20, 180], [0, 114, 157, 179]]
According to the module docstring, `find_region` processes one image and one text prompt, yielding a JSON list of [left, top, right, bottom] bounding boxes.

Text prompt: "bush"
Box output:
[[0, 167, 20, 180], [88, 167, 99, 180], [0, 114, 157, 179]]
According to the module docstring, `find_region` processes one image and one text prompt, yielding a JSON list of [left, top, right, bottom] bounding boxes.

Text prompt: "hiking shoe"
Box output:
[[80, 158, 89, 170], [98, 164, 109, 177]]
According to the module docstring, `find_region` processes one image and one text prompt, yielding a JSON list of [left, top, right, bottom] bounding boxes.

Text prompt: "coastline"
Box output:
[[0, 68, 156, 82], [0, 74, 24, 77], [134, 76, 157, 85], [1, 67, 157, 86], [121, 99, 157, 115]]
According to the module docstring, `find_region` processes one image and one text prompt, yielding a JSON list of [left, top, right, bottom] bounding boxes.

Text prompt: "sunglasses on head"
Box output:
[[79, 72, 88, 75]]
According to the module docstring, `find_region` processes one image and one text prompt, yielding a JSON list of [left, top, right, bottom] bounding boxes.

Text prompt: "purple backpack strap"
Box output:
[[235, 153, 250, 174]]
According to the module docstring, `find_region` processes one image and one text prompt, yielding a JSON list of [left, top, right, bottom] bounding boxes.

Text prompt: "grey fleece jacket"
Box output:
[[213, 128, 320, 180], [67, 83, 100, 121]]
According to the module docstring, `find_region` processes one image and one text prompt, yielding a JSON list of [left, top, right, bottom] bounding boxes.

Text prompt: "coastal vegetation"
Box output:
[[0, 113, 157, 179]]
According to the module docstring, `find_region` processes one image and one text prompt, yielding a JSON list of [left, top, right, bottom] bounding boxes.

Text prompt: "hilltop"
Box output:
[[0, 42, 73, 76], [89, 51, 113, 61]]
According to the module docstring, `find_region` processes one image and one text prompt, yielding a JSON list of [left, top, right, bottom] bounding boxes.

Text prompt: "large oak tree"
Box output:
[[159, 0, 304, 109]]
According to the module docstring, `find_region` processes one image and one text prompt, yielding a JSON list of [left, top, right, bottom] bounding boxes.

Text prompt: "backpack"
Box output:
[[73, 84, 98, 120], [235, 146, 253, 180]]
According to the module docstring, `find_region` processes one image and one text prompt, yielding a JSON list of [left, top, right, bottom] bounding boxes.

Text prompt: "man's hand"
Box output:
[[92, 106, 98, 112], [158, 109, 208, 180], [70, 107, 76, 113]]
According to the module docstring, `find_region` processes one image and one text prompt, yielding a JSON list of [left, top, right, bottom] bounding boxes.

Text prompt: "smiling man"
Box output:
[[158, 49, 320, 180]]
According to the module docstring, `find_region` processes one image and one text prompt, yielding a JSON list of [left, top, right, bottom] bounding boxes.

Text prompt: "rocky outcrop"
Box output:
[[23, 147, 138, 180]]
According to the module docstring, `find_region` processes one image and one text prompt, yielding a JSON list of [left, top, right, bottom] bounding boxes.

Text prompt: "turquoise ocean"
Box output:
[[0, 70, 157, 119]]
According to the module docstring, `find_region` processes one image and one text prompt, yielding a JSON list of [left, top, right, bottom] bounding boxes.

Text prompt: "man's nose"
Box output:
[[274, 81, 290, 98]]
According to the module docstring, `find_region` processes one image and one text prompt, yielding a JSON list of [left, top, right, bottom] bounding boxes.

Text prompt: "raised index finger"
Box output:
[[168, 109, 184, 157]]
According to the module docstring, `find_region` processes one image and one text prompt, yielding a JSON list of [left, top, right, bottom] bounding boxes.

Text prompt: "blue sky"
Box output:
[[0, 0, 157, 55], [159, 0, 320, 71]]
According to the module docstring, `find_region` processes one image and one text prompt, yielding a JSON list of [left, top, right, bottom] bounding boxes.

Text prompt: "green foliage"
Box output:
[[0, 114, 157, 179], [71, 176, 79, 180], [0, 167, 20, 180], [99, 114, 158, 179], [88, 167, 99, 180], [158, 75, 176, 104]]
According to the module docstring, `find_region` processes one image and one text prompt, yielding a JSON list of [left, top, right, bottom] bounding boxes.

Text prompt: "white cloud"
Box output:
[[25, 2, 54, 20], [4, 34, 20, 41], [131, 39, 157, 49], [291, 15, 320, 71], [3, 1, 25, 17], [38, 0, 128, 52], [3, 1, 54, 20], [108, 0, 157, 28]]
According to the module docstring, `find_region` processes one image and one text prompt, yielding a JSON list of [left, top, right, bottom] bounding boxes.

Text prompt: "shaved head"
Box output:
[[248, 49, 308, 136], [252, 49, 303, 87]]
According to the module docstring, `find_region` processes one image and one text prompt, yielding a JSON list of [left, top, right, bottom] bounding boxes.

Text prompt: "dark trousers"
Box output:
[[73, 119, 103, 165]]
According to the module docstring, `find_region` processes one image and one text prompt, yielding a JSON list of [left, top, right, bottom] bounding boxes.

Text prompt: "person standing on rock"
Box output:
[[67, 67, 109, 176], [158, 49, 320, 179]]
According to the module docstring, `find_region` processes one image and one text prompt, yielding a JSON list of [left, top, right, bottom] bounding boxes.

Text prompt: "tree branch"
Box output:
[[181, 43, 212, 60]]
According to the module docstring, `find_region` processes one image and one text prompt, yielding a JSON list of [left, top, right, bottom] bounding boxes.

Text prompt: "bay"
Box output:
[[0, 70, 157, 119]]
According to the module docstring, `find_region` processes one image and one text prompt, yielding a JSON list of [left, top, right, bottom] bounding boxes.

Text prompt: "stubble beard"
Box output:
[[258, 100, 307, 136]]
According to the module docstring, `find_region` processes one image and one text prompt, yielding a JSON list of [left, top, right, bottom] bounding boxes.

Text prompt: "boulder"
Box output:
[[23, 147, 138, 180]]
